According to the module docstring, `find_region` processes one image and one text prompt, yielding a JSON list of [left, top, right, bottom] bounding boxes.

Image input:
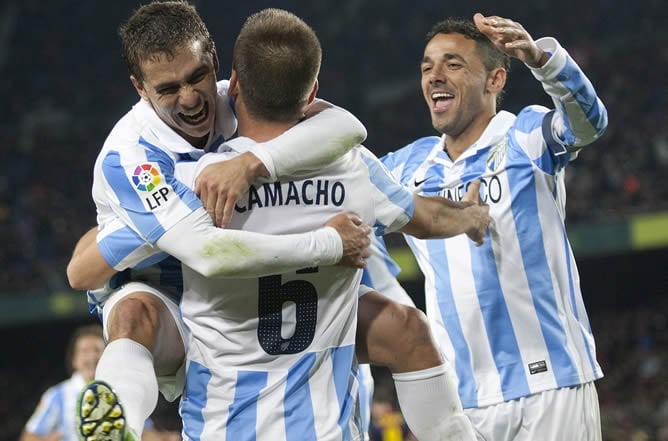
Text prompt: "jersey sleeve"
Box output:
[[98, 138, 203, 245], [96, 217, 168, 271], [516, 37, 608, 174], [358, 147, 415, 235], [155, 209, 344, 278], [24, 386, 61, 435]]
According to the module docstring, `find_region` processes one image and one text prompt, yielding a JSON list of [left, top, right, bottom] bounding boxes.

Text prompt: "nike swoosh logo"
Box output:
[[414, 178, 428, 187]]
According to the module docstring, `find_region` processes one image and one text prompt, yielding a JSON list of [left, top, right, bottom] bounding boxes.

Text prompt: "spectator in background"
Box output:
[[20, 323, 178, 441]]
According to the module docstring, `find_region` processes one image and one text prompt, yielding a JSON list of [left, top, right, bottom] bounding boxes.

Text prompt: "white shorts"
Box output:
[[102, 282, 188, 402], [465, 382, 602, 441]]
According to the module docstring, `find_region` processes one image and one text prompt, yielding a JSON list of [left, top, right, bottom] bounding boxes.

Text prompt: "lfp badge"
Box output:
[[133, 164, 161, 192]]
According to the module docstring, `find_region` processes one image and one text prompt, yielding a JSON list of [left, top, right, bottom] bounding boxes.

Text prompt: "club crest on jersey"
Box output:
[[486, 137, 508, 173], [132, 163, 171, 210]]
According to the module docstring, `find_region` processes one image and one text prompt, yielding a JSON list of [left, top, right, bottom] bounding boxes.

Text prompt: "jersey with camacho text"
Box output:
[[177, 138, 414, 441]]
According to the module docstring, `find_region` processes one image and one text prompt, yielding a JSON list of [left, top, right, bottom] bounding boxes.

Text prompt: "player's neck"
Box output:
[[236, 101, 298, 142], [237, 118, 296, 142], [443, 113, 495, 161]]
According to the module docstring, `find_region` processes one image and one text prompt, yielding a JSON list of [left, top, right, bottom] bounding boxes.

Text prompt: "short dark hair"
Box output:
[[119, 0, 215, 84], [65, 323, 104, 374], [427, 18, 510, 107], [233, 8, 322, 122]]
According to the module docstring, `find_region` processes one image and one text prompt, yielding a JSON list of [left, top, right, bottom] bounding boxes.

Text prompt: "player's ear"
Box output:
[[486, 67, 506, 95], [130, 75, 149, 101], [306, 80, 319, 105], [228, 69, 239, 100]]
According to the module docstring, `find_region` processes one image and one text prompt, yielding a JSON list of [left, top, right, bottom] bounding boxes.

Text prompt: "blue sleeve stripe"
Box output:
[[360, 151, 415, 227], [381, 137, 441, 185], [133, 251, 170, 270], [556, 57, 607, 134], [102, 151, 166, 243], [97, 224, 148, 268]]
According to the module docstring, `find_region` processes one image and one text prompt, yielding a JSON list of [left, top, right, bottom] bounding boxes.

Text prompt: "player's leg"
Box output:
[[357, 290, 476, 441], [79, 282, 186, 441]]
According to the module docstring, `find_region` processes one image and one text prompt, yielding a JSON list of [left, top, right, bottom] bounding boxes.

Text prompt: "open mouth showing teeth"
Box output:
[[431, 92, 453, 110], [431, 92, 453, 103], [179, 102, 208, 124]]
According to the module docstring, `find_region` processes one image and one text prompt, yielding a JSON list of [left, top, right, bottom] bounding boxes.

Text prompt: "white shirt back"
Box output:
[[178, 138, 413, 441]]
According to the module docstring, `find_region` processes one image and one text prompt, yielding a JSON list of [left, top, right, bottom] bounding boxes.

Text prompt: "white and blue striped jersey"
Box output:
[[88, 81, 368, 315], [177, 138, 414, 441], [24, 373, 86, 441], [378, 37, 607, 409], [92, 80, 236, 273], [24, 373, 154, 441], [361, 236, 415, 307]]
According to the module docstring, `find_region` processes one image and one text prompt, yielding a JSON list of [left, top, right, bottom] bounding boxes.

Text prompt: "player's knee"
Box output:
[[107, 295, 162, 345], [395, 305, 431, 352]]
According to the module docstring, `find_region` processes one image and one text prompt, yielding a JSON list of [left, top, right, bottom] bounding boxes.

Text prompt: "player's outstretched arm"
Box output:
[[401, 181, 490, 244], [195, 100, 366, 227], [67, 210, 371, 291], [155, 209, 372, 277], [67, 226, 116, 290]]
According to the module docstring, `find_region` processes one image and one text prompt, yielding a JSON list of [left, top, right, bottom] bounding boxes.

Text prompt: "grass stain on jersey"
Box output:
[[320, 134, 365, 165], [200, 237, 256, 276]]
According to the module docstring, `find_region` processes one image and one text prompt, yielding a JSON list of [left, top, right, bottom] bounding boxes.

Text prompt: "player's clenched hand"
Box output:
[[462, 180, 491, 246], [324, 212, 372, 268], [473, 13, 547, 68], [195, 152, 258, 228]]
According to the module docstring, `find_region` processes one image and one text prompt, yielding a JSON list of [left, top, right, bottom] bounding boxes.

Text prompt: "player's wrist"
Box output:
[[240, 151, 269, 180], [314, 226, 344, 265]]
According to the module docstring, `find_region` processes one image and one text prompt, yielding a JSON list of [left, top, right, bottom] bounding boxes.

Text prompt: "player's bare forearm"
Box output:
[[402, 195, 472, 239], [402, 192, 490, 245], [67, 227, 117, 290]]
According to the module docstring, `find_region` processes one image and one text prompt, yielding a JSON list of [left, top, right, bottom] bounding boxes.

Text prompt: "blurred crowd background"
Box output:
[[0, 0, 665, 440]]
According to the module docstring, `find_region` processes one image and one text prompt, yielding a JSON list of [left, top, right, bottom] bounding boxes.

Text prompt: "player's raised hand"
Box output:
[[195, 152, 259, 228], [462, 180, 491, 246], [473, 13, 548, 68], [324, 212, 372, 268]]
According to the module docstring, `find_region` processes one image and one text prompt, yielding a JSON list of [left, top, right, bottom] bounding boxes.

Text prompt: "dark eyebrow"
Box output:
[[154, 65, 210, 91], [421, 53, 466, 65]]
